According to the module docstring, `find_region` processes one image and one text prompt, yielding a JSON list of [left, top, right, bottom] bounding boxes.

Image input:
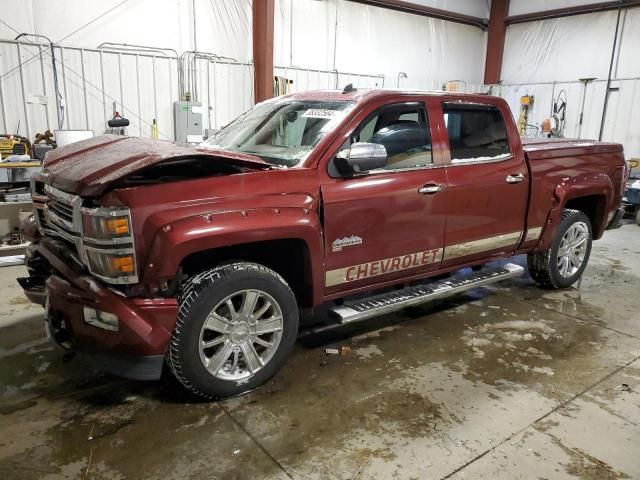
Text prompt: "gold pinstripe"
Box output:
[[325, 231, 525, 287]]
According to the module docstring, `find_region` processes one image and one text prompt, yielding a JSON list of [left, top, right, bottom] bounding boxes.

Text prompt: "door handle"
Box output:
[[418, 184, 444, 195], [506, 173, 525, 184]]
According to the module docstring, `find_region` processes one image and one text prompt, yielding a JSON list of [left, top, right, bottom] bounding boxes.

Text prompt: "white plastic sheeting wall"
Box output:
[[0, 0, 252, 61], [274, 65, 384, 93], [0, 0, 253, 140], [508, 0, 608, 16], [407, 0, 489, 18], [274, 0, 487, 92], [0, 41, 253, 140], [502, 10, 625, 83], [498, 8, 640, 158], [1, 0, 489, 141]]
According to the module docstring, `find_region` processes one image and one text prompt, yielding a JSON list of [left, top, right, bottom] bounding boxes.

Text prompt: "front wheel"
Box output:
[[167, 262, 299, 399], [527, 209, 592, 289]]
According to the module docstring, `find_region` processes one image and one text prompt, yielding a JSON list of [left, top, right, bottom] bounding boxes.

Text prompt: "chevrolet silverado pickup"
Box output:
[[19, 89, 628, 398]]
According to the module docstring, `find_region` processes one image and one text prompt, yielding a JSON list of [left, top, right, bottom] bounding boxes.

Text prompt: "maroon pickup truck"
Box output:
[[19, 89, 628, 398]]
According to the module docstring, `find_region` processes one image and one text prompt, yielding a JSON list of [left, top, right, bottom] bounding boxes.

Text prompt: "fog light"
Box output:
[[83, 307, 119, 331]]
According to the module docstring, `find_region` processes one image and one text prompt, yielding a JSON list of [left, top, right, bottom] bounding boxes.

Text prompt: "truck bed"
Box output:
[[521, 137, 623, 161], [522, 136, 626, 242]]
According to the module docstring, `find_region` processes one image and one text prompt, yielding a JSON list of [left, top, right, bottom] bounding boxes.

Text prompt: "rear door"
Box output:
[[321, 100, 448, 294], [437, 100, 529, 267]]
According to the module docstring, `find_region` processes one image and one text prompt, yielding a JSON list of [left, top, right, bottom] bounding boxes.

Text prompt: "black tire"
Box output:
[[527, 209, 592, 289], [167, 262, 299, 399], [635, 207, 640, 226]]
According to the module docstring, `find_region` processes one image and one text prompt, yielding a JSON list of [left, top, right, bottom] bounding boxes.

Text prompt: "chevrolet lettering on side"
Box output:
[[19, 89, 628, 399]]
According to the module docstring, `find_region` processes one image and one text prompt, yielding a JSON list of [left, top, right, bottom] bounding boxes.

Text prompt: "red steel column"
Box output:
[[484, 0, 510, 85], [253, 0, 275, 103]]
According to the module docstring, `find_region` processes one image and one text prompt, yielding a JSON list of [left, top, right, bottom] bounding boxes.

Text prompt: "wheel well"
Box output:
[[180, 239, 314, 307], [564, 195, 606, 236]]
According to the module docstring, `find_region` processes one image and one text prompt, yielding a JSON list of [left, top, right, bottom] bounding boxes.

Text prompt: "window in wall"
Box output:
[[353, 103, 432, 171], [442, 103, 511, 163]]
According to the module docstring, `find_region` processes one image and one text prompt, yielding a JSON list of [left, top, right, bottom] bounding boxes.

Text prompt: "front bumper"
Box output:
[[17, 275, 47, 306], [21, 238, 178, 380]]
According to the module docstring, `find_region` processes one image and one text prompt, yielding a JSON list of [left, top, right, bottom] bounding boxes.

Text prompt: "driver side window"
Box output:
[[353, 103, 432, 171]]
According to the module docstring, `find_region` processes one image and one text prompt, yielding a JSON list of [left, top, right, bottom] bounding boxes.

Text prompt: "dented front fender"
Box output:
[[143, 207, 325, 301]]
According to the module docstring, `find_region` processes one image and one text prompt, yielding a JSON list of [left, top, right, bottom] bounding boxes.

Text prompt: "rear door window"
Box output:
[[442, 103, 511, 163]]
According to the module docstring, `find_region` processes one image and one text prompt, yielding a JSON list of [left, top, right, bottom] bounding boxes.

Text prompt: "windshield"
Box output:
[[203, 99, 355, 167]]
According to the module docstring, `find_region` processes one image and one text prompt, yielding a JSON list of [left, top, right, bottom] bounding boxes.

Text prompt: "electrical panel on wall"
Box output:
[[174, 101, 203, 145]]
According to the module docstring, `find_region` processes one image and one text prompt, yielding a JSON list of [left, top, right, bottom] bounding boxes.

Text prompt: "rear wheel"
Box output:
[[167, 262, 299, 399], [635, 207, 640, 226], [528, 209, 592, 289]]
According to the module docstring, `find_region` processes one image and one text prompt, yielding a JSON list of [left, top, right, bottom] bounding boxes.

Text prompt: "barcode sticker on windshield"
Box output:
[[302, 109, 338, 119]]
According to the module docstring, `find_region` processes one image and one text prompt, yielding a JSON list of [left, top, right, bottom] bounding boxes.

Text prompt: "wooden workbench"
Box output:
[[0, 161, 41, 168]]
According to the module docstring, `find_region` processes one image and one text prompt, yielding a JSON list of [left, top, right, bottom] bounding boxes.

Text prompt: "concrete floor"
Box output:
[[1, 223, 639, 480]]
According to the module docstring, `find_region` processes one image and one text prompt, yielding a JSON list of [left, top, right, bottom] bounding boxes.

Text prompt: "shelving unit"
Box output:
[[0, 241, 29, 254], [0, 201, 32, 240], [0, 200, 32, 206], [0, 165, 35, 260]]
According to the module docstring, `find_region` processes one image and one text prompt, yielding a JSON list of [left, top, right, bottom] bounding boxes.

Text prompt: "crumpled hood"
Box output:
[[42, 135, 270, 197]]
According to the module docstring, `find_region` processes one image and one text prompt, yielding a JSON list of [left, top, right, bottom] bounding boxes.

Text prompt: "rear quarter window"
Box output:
[[442, 103, 511, 163]]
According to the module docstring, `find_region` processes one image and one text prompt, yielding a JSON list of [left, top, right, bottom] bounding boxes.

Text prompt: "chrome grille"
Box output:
[[33, 184, 139, 285], [36, 208, 49, 229], [49, 198, 74, 223], [38, 185, 83, 260], [43, 185, 82, 236]]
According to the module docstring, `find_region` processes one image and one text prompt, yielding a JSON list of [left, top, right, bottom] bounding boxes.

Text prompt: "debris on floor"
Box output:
[[0, 254, 24, 267], [325, 345, 352, 357]]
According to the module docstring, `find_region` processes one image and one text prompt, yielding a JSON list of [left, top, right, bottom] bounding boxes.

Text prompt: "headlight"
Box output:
[[82, 209, 131, 239], [80, 206, 138, 284], [86, 250, 136, 278]]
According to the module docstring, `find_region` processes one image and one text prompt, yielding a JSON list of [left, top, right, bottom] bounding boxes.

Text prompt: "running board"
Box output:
[[329, 263, 524, 324]]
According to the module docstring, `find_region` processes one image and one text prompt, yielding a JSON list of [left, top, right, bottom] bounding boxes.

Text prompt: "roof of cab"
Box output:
[[280, 88, 498, 104]]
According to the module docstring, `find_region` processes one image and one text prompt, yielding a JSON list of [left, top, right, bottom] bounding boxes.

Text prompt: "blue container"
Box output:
[[625, 173, 640, 206], [626, 187, 640, 206]]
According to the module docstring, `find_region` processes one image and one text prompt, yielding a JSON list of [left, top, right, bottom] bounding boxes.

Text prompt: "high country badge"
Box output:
[[332, 235, 363, 252]]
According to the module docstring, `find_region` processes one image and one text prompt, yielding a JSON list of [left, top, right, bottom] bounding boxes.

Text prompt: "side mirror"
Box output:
[[334, 142, 387, 176]]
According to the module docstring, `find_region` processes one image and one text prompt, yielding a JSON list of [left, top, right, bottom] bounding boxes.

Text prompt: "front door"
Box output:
[[438, 101, 529, 267], [321, 101, 447, 294]]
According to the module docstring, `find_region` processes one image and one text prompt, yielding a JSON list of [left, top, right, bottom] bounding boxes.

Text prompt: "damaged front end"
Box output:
[[17, 244, 49, 306], [15, 135, 279, 380], [17, 178, 48, 306]]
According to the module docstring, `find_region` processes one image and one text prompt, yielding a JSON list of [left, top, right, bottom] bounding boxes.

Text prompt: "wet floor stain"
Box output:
[[2, 284, 638, 479], [0, 226, 639, 479], [8, 296, 33, 306], [559, 441, 631, 480]]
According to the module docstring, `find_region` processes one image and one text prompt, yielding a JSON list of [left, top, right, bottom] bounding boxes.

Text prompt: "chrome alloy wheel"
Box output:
[[557, 221, 589, 278], [198, 289, 284, 381]]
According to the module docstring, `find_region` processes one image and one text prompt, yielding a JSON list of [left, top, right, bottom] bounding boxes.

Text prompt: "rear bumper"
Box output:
[[21, 238, 178, 380]]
